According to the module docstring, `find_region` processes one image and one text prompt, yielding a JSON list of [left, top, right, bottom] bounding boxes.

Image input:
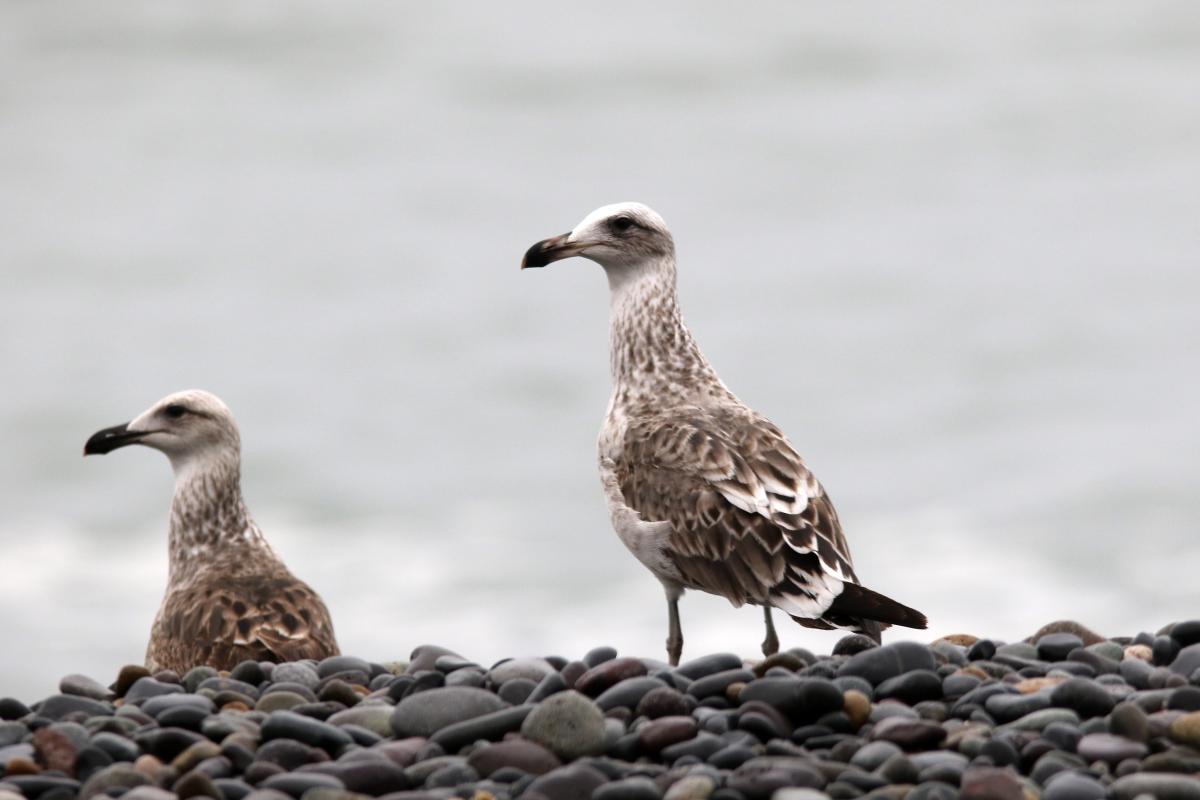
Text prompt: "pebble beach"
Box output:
[[4, 621, 1200, 800]]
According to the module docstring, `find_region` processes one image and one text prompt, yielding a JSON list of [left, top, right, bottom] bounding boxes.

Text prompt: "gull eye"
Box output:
[[610, 215, 634, 233], [164, 404, 188, 419]]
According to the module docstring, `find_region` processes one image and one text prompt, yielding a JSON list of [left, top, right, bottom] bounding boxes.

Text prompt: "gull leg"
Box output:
[[664, 586, 683, 666], [762, 604, 780, 657]]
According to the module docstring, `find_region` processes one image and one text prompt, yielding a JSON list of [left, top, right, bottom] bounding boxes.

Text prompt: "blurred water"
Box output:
[[1, 1, 1198, 701]]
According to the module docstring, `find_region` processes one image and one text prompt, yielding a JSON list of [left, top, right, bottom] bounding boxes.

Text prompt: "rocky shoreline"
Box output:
[[3, 621, 1200, 800]]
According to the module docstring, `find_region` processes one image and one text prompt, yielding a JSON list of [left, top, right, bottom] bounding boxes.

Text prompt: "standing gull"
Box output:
[[522, 202, 927, 665], [84, 390, 339, 673]]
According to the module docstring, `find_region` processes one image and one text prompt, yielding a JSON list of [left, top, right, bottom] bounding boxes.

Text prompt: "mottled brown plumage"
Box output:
[[85, 390, 339, 673], [524, 202, 927, 664]]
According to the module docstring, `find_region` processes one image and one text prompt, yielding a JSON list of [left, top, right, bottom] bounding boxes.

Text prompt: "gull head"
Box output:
[[521, 202, 674, 276], [84, 389, 241, 472]]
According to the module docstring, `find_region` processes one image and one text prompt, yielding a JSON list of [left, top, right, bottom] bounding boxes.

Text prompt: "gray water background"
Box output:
[[1, 2, 1198, 701]]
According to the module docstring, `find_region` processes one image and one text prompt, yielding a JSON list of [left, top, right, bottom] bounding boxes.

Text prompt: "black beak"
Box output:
[[84, 423, 145, 456], [521, 232, 579, 269]]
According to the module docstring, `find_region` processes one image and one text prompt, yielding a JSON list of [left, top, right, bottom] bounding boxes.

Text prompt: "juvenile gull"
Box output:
[[523, 202, 927, 665], [84, 390, 339, 672]]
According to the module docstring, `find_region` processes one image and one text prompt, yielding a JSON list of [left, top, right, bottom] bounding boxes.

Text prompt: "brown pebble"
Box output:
[[843, 689, 871, 730], [134, 754, 165, 782], [174, 768, 220, 800], [1014, 677, 1065, 694], [221, 701, 251, 713], [3, 758, 40, 776], [115, 664, 152, 697], [1124, 644, 1153, 662], [961, 766, 1024, 800], [638, 715, 698, 753], [1024, 620, 1105, 647], [958, 666, 990, 680], [725, 682, 746, 704], [936, 634, 981, 647], [574, 657, 648, 697], [32, 727, 78, 775], [753, 651, 804, 676]]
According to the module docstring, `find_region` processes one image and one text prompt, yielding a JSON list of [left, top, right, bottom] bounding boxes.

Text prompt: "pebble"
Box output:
[[5, 623, 1200, 800], [390, 687, 506, 738], [520, 690, 606, 760]]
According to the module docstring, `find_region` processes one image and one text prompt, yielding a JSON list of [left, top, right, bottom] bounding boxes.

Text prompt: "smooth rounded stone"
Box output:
[[316, 656, 371, 680], [1076, 733, 1147, 764], [978, 737, 1018, 768], [1043, 771, 1105, 800], [496, 677, 537, 705], [229, 660, 267, 687], [638, 715, 698, 753], [1049, 678, 1114, 719], [688, 669, 756, 700], [709, 743, 756, 770], [466, 739, 561, 777], [959, 766, 1023, 800], [1036, 634, 1085, 663], [243, 791, 294, 800], [877, 753, 918, 785], [1170, 644, 1200, 677], [271, 663, 321, 690], [296, 790, 367, 800], [4, 776, 82, 799], [906, 783, 957, 800], [172, 739, 222, 773], [1041, 722, 1083, 752], [770, 791, 829, 800], [315, 760, 410, 795], [197, 677, 261, 701], [941, 673, 982, 704], [728, 758, 824, 797], [37, 694, 114, 719], [1067, 650, 1117, 676], [520, 690, 605, 760], [318, 680, 362, 708], [400, 754, 466, 785], [327, 706, 394, 739], [833, 635, 879, 657], [528, 672, 570, 704], [261, 772, 346, 798], [873, 671, 945, 705], [79, 763, 150, 800], [487, 657, 557, 686], [839, 643, 936, 686], [1168, 710, 1200, 747], [443, 669, 485, 689], [996, 707, 1079, 733], [391, 687, 506, 738], [996, 642, 1040, 660], [258, 691, 312, 713], [123, 788, 179, 800], [524, 763, 609, 800], [1169, 687, 1200, 711], [256, 738, 328, 770], [1111, 773, 1200, 800], [983, 690, 1051, 723], [1120, 658, 1153, 690], [596, 677, 668, 711], [868, 716, 946, 750], [136, 727, 206, 762], [174, 769, 222, 800], [676, 654, 743, 680], [595, 776, 663, 800], [0, 722, 26, 748], [849, 741, 902, 771], [741, 678, 844, 723], [1171, 620, 1200, 648], [90, 731, 141, 763], [430, 705, 533, 752], [1155, 636, 1184, 667], [405, 645, 463, 674], [664, 774, 716, 800], [575, 658, 649, 697], [262, 711, 353, 752], [60, 674, 113, 702], [113, 664, 153, 696], [636, 687, 690, 719]]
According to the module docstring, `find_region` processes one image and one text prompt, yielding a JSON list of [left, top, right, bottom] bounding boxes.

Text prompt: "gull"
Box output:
[[85, 390, 339, 672], [522, 202, 927, 665]]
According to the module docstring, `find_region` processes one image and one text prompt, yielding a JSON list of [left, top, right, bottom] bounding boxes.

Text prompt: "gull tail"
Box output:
[[791, 582, 927, 643]]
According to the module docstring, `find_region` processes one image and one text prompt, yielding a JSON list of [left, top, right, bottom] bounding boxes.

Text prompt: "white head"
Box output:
[[84, 390, 241, 474], [521, 202, 675, 283]]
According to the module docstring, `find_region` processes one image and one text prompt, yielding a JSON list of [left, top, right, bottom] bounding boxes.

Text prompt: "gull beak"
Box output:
[[84, 423, 146, 456], [521, 232, 584, 269]]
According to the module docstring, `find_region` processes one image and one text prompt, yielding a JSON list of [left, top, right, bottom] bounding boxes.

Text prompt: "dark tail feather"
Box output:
[[829, 582, 928, 630]]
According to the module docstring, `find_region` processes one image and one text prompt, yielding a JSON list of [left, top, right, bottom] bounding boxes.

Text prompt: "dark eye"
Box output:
[[610, 216, 634, 233], [164, 404, 187, 419]]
